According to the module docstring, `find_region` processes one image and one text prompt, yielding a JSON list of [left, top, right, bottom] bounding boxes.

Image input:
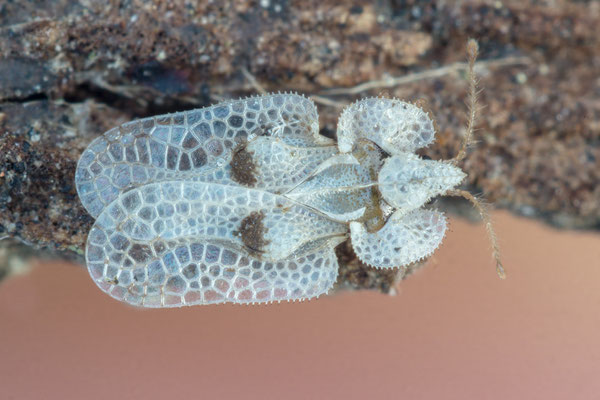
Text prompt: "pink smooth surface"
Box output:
[[1, 211, 599, 399]]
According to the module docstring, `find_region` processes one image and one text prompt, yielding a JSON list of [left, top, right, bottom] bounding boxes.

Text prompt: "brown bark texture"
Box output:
[[1, 0, 598, 290]]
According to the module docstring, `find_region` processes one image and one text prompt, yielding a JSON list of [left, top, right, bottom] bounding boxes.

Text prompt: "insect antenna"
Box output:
[[445, 39, 506, 279], [445, 189, 505, 279], [452, 38, 480, 164]]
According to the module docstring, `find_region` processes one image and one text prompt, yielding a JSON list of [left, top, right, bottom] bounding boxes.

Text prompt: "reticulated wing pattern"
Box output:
[[92, 180, 346, 260], [349, 209, 446, 269], [86, 180, 345, 307], [337, 98, 436, 155], [87, 227, 342, 307], [76, 93, 331, 218], [287, 155, 373, 221], [243, 137, 337, 194]]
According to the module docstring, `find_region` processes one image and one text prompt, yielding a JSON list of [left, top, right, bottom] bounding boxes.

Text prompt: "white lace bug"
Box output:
[[75, 92, 480, 307], [76, 40, 504, 307]]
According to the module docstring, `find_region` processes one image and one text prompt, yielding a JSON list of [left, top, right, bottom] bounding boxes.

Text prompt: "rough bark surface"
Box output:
[[1, 0, 599, 290]]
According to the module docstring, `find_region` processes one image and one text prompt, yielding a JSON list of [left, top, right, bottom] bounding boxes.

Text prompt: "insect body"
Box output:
[[76, 42, 503, 307], [77, 94, 468, 307]]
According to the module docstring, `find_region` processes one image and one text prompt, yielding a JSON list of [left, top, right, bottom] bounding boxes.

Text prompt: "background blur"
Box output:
[[2, 211, 600, 399], [1, 1, 599, 399]]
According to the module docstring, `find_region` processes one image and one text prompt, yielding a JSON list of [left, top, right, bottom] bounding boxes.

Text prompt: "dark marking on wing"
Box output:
[[128, 243, 153, 263], [234, 210, 269, 255], [230, 144, 257, 187]]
